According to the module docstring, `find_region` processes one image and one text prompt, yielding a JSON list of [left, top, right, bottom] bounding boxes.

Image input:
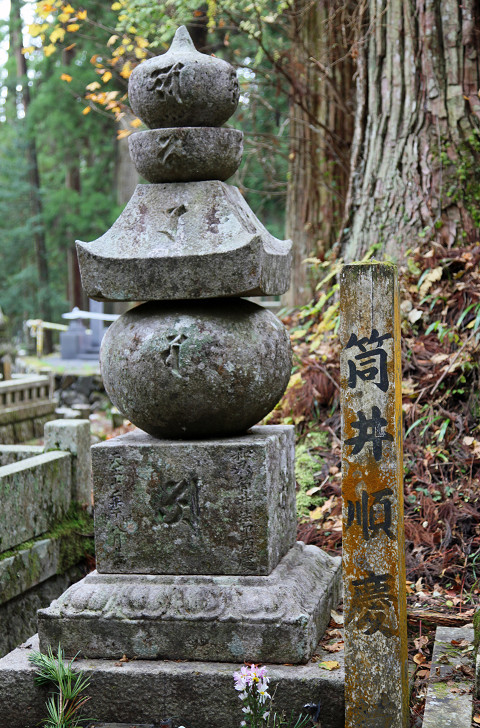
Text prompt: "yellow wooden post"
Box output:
[[37, 322, 44, 358], [340, 262, 409, 728]]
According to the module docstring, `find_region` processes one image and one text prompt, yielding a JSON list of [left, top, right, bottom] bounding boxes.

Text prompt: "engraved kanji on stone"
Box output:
[[157, 204, 187, 243], [346, 329, 392, 393], [345, 406, 394, 462], [349, 572, 397, 637], [355, 694, 396, 728], [347, 487, 394, 541], [160, 332, 188, 378], [110, 490, 123, 511]]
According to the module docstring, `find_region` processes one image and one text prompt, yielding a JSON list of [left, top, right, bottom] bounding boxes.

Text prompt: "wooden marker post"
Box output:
[[340, 263, 409, 728]]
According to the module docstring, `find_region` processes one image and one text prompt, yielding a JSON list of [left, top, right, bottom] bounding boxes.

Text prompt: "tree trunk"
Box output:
[[115, 110, 139, 207], [10, 0, 53, 351], [62, 45, 87, 311], [284, 0, 355, 306], [340, 0, 480, 262]]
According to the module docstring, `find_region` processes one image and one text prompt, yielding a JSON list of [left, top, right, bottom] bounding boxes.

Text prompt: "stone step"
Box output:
[[88, 724, 155, 727], [422, 625, 475, 728], [0, 634, 344, 728]]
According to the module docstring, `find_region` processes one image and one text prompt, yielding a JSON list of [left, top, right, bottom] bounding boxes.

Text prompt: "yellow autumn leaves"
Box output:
[[28, 1, 86, 54], [26, 0, 149, 131]]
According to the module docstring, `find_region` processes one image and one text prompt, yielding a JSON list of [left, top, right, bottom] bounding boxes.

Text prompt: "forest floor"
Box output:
[[266, 239, 480, 726]]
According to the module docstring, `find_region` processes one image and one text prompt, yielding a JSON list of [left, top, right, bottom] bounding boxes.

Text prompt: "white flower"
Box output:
[[256, 665, 268, 680], [242, 705, 252, 714], [234, 665, 252, 691], [256, 678, 271, 704], [234, 677, 248, 692]]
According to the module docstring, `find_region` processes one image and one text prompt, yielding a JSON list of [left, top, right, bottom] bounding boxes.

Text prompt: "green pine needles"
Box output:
[[28, 645, 91, 728]]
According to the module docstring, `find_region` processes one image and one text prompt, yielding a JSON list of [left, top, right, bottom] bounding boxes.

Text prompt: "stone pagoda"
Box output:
[[0, 27, 342, 728]]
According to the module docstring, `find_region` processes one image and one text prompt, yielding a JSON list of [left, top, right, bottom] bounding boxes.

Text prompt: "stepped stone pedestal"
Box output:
[[0, 634, 345, 728], [38, 542, 339, 664], [0, 26, 342, 728]]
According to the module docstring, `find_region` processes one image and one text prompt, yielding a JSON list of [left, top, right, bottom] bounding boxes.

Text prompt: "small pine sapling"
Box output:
[[28, 644, 91, 728]]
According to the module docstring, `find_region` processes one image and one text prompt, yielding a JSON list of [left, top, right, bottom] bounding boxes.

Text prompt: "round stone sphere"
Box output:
[[128, 26, 239, 129], [100, 299, 292, 439]]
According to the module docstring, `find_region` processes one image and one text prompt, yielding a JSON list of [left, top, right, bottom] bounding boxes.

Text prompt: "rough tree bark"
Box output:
[[62, 45, 88, 312], [340, 0, 480, 262], [10, 0, 53, 351], [284, 0, 355, 306]]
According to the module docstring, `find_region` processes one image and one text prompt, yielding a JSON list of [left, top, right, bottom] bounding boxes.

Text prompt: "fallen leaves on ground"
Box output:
[[318, 660, 340, 671]]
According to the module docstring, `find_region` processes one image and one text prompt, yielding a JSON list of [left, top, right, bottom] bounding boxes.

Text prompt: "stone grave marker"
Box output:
[[340, 262, 409, 728], [21, 26, 343, 727]]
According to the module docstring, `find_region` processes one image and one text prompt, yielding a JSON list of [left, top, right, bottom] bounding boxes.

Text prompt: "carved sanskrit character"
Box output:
[[149, 62, 185, 104]]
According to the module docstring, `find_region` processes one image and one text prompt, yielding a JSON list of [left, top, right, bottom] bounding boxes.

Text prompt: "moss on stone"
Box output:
[[0, 504, 94, 574], [473, 609, 480, 652], [295, 431, 328, 517], [431, 680, 450, 699]]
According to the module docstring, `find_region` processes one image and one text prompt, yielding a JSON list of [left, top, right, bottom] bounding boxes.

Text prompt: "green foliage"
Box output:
[[0, 123, 50, 329], [295, 431, 327, 516], [28, 644, 91, 728], [113, 0, 291, 237], [0, 0, 122, 335], [0, 504, 93, 566], [442, 129, 480, 228]]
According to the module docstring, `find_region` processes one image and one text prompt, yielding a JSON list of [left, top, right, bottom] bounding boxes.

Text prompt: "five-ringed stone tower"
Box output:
[[36, 26, 342, 721]]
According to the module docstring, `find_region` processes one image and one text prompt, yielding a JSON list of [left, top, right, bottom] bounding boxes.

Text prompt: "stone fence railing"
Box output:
[[0, 419, 93, 657], [0, 373, 54, 408], [0, 374, 56, 443]]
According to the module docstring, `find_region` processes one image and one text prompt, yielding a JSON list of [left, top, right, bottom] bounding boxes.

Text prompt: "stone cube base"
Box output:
[[92, 426, 296, 576], [0, 634, 344, 728], [38, 542, 341, 664]]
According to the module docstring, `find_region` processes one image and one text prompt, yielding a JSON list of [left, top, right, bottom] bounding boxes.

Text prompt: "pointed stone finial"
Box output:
[[168, 24, 198, 53], [128, 25, 240, 129]]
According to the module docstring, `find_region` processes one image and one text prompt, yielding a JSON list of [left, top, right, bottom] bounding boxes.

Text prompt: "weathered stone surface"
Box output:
[[0, 444, 43, 466], [76, 182, 292, 301], [0, 424, 14, 444], [55, 406, 83, 419], [45, 419, 92, 508], [0, 539, 60, 606], [0, 373, 53, 410], [422, 626, 474, 728], [0, 518, 93, 606], [0, 413, 56, 443], [128, 26, 239, 129], [129, 127, 243, 183], [0, 402, 56, 427], [93, 426, 296, 575], [0, 452, 72, 552], [0, 634, 345, 728], [0, 570, 84, 658], [100, 300, 291, 438], [14, 419, 35, 441], [38, 542, 341, 664], [33, 413, 57, 438]]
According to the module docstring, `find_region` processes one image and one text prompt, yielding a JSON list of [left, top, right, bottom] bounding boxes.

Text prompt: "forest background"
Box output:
[[1, 0, 480, 642]]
